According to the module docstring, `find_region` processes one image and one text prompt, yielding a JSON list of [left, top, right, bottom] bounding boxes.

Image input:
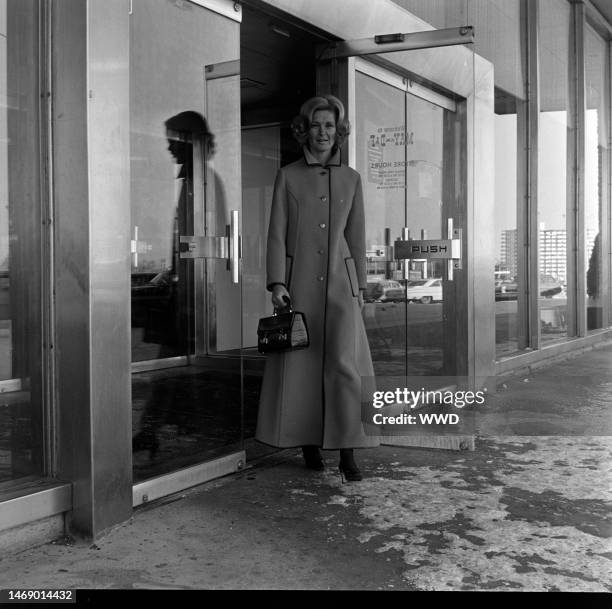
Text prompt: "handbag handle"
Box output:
[[273, 295, 292, 315]]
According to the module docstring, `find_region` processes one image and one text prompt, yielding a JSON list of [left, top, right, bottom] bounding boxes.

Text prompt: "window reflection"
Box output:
[[585, 25, 608, 331], [241, 126, 281, 349], [355, 69, 454, 377], [488, 1, 526, 358], [538, 0, 571, 342], [0, 0, 44, 484], [355, 72, 407, 376], [494, 101, 520, 356], [129, 0, 243, 481]]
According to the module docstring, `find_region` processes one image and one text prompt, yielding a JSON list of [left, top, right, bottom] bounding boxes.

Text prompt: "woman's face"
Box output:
[[307, 109, 337, 155]]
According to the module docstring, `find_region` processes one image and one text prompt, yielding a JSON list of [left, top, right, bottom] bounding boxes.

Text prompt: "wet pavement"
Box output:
[[0, 342, 610, 591]]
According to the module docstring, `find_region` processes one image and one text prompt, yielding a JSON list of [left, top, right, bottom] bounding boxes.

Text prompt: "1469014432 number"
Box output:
[[1, 589, 75, 603]]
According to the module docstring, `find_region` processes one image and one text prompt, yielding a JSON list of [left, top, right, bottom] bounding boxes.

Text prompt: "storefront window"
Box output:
[[489, 1, 526, 357], [584, 24, 609, 332], [0, 0, 45, 485], [494, 106, 520, 356], [538, 0, 571, 342]]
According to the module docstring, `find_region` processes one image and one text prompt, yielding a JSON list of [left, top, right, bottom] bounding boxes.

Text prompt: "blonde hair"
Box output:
[[291, 95, 351, 148]]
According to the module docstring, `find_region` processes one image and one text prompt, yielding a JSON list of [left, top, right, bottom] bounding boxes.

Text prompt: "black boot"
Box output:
[[302, 445, 325, 471], [339, 448, 362, 481]]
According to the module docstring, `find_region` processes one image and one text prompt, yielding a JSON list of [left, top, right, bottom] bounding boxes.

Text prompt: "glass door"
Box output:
[[352, 58, 463, 382], [129, 0, 244, 485], [0, 0, 46, 487]]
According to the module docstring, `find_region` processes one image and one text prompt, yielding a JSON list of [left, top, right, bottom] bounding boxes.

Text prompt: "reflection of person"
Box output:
[[256, 95, 379, 481], [586, 232, 601, 300], [133, 111, 215, 458], [586, 232, 601, 330]]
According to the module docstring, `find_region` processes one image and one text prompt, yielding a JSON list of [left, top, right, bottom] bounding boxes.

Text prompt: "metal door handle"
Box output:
[[130, 226, 139, 268], [402, 227, 410, 280], [394, 222, 462, 280], [179, 209, 241, 284], [131, 225, 153, 268], [229, 209, 240, 284]]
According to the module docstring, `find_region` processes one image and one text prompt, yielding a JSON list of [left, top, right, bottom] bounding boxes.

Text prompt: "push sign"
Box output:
[[394, 238, 460, 260], [394, 223, 462, 279]]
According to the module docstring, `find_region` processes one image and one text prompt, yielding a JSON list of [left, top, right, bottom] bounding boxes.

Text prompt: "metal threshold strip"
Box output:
[[131, 356, 189, 374], [0, 481, 72, 533], [133, 451, 245, 507]]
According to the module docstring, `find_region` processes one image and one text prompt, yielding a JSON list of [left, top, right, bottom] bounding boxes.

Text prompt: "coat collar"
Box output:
[[303, 146, 342, 167]]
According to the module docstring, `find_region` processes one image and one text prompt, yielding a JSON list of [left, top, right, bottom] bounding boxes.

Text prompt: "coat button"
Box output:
[[319, 223, 326, 229], [318, 276, 325, 281], [318, 249, 324, 255], [320, 196, 327, 202]]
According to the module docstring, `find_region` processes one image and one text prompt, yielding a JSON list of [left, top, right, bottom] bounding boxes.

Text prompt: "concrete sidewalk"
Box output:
[[0, 343, 611, 591]]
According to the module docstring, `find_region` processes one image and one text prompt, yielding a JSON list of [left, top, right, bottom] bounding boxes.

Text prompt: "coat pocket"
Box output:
[[285, 256, 293, 289], [344, 257, 360, 297]]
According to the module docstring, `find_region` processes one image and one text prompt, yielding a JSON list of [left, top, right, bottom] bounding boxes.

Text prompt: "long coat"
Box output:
[[256, 147, 379, 449]]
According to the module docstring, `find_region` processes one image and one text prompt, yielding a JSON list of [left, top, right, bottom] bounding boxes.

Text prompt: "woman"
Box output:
[[256, 95, 379, 481]]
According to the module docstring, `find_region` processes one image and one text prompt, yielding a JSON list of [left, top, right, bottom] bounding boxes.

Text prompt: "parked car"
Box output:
[[495, 279, 518, 301], [404, 278, 443, 304], [495, 275, 563, 301], [539, 275, 563, 298], [365, 279, 405, 302]]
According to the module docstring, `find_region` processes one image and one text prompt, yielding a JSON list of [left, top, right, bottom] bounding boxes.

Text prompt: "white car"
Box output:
[[404, 278, 443, 304]]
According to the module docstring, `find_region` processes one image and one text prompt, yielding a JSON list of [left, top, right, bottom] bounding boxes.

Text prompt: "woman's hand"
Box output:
[[358, 290, 365, 310], [271, 284, 291, 309]]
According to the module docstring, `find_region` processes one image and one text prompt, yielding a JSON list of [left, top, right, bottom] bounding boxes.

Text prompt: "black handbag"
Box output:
[[257, 303, 309, 354]]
